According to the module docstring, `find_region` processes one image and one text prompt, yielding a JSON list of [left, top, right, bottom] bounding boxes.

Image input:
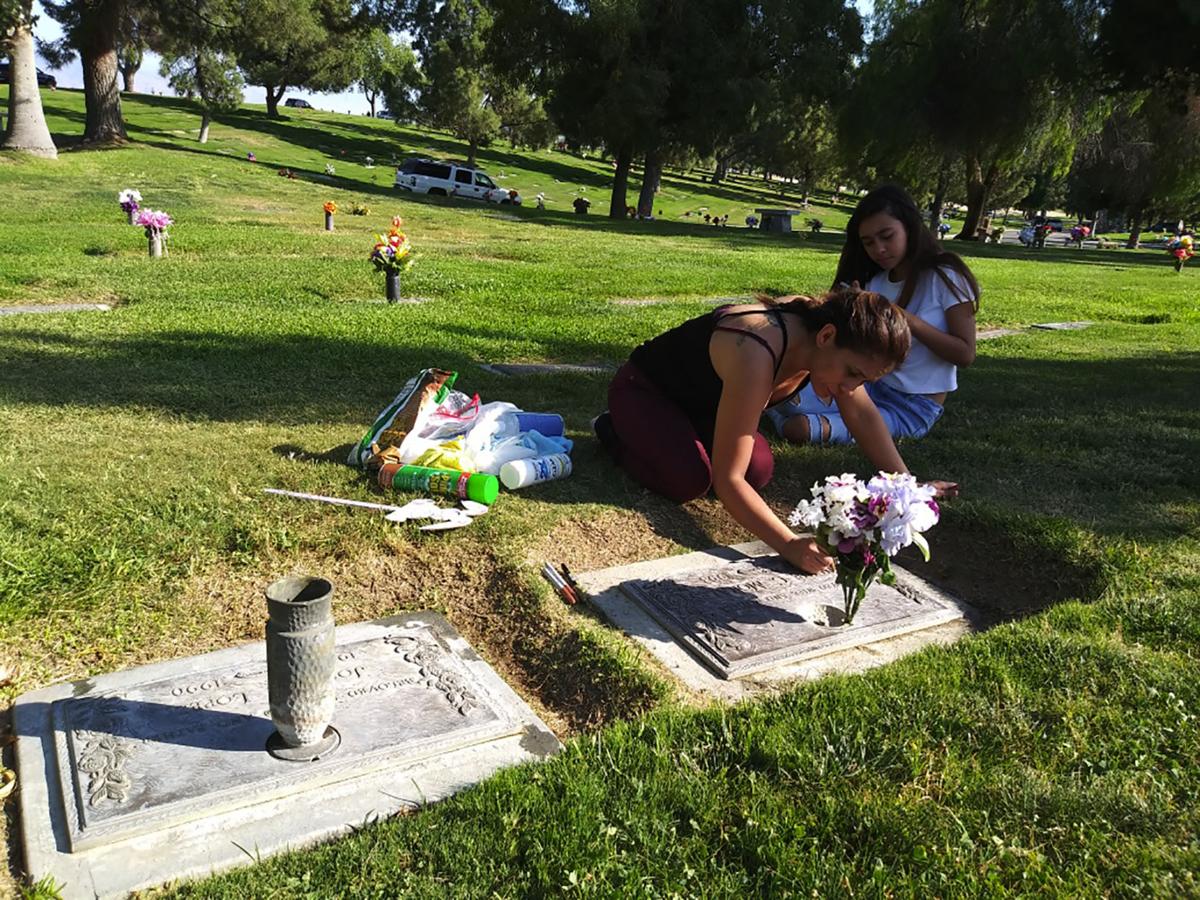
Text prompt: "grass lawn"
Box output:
[[2, 88, 1199, 897]]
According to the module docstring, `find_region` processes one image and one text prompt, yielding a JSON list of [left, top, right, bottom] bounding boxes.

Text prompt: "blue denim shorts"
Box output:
[[766, 379, 944, 444]]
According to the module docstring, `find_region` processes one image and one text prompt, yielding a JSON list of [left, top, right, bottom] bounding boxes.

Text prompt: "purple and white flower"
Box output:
[[788, 472, 939, 624], [118, 188, 142, 213]]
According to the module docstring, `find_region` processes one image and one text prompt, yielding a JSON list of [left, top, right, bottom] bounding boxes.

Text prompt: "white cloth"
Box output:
[[868, 266, 975, 394]]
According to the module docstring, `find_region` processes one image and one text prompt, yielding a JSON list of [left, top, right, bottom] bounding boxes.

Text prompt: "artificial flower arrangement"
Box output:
[[323, 201, 338, 215], [278, 168, 296, 179], [118, 189, 141, 220], [1170, 234, 1194, 272], [370, 216, 415, 275], [371, 216, 416, 301], [325, 163, 336, 176], [136, 209, 173, 256], [351, 202, 370, 216], [789, 472, 939, 625]]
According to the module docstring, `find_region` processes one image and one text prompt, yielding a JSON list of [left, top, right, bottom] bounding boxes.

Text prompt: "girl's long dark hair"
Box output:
[[767, 287, 911, 371], [833, 184, 981, 311]]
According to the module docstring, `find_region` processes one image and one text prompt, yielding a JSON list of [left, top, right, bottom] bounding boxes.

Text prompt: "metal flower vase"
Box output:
[[324, 211, 334, 231], [386, 271, 400, 302], [126, 209, 136, 225], [148, 233, 162, 258], [265, 575, 340, 761]]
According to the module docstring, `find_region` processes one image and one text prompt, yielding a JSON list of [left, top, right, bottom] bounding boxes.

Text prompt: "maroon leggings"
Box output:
[[607, 361, 774, 502]]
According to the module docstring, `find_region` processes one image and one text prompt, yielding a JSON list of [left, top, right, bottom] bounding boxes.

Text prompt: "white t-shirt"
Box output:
[[867, 267, 975, 394]]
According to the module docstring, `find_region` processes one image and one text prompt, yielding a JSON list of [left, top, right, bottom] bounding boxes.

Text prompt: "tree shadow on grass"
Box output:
[[2, 321, 1195, 558], [943, 239, 1175, 270]]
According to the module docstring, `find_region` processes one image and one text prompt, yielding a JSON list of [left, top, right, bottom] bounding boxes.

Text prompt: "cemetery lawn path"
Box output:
[[0, 89, 1197, 898]]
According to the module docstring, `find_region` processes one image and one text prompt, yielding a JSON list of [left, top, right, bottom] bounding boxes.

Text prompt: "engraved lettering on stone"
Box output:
[[619, 555, 960, 679], [186, 691, 249, 711], [75, 731, 134, 808], [383, 635, 479, 715]]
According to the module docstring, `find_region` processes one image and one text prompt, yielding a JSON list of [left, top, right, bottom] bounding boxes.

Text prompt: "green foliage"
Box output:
[[231, 0, 367, 115], [356, 28, 419, 119], [0, 0, 29, 38], [408, 0, 554, 158], [1098, 0, 1200, 88], [1069, 91, 1200, 224], [846, 0, 1102, 235], [160, 51, 245, 115]]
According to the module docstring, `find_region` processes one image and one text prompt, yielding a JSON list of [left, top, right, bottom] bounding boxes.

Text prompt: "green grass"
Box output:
[[2, 88, 1199, 898]]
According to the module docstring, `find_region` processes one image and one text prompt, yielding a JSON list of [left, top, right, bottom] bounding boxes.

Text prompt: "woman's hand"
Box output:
[[925, 479, 959, 499], [781, 536, 835, 574]]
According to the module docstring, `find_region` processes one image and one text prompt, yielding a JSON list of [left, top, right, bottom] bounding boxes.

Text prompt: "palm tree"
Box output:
[[2, 1, 58, 158]]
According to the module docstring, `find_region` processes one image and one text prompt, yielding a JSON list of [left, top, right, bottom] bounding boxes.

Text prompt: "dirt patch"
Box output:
[[0, 537, 664, 744]]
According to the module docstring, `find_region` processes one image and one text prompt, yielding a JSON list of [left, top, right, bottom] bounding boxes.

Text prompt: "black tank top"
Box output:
[[628, 305, 807, 442]]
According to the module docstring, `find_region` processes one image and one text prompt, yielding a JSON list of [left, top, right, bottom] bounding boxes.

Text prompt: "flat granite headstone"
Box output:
[[977, 327, 1024, 340], [0, 304, 111, 316], [612, 295, 754, 307], [1031, 321, 1093, 331], [479, 362, 614, 377], [13, 612, 559, 899], [579, 542, 971, 696]]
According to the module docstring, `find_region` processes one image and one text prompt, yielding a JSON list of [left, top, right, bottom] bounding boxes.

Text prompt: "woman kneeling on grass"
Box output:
[[594, 287, 933, 575]]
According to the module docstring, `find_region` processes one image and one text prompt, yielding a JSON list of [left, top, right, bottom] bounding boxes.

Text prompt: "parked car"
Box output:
[[394, 158, 521, 204], [283, 98, 312, 109], [1046, 217, 1064, 232], [0, 62, 57, 88]]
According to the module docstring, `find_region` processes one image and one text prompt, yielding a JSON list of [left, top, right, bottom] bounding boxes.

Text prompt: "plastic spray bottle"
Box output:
[[378, 463, 499, 505]]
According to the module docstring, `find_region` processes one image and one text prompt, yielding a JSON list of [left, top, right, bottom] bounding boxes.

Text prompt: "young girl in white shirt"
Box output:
[[768, 184, 980, 449]]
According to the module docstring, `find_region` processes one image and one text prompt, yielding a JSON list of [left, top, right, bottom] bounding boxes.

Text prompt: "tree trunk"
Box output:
[[1126, 212, 1141, 249], [198, 110, 211, 144], [636, 147, 661, 218], [121, 66, 137, 94], [80, 7, 126, 143], [958, 155, 995, 241], [608, 144, 632, 218], [711, 155, 728, 184], [929, 160, 950, 234], [265, 83, 286, 118], [2, 11, 58, 158], [466, 140, 478, 168], [367, 92, 377, 118]]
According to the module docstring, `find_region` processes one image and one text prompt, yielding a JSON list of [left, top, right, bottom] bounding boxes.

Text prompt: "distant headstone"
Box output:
[[1031, 321, 1093, 331], [480, 362, 614, 377], [14, 612, 559, 899], [611, 295, 754, 307], [976, 327, 1024, 340], [0, 304, 111, 316]]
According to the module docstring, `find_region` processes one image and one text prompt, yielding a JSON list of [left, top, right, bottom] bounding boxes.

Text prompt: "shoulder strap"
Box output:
[[713, 306, 787, 377]]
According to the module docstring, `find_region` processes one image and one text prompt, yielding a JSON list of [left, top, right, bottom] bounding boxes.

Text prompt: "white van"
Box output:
[[393, 158, 521, 204]]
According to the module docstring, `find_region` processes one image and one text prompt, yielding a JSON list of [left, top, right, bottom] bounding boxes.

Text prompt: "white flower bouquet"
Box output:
[[789, 472, 939, 624]]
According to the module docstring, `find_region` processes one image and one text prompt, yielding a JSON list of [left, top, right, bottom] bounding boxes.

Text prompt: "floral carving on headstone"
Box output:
[[384, 635, 479, 716], [75, 731, 133, 808]]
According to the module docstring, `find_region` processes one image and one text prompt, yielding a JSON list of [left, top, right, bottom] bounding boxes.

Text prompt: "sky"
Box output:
[[30, 0, 875, 119]]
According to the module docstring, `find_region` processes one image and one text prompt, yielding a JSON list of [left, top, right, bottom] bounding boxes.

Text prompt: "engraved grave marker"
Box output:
[[14, 612, 559, 899], [581, 544, 967, 685]]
